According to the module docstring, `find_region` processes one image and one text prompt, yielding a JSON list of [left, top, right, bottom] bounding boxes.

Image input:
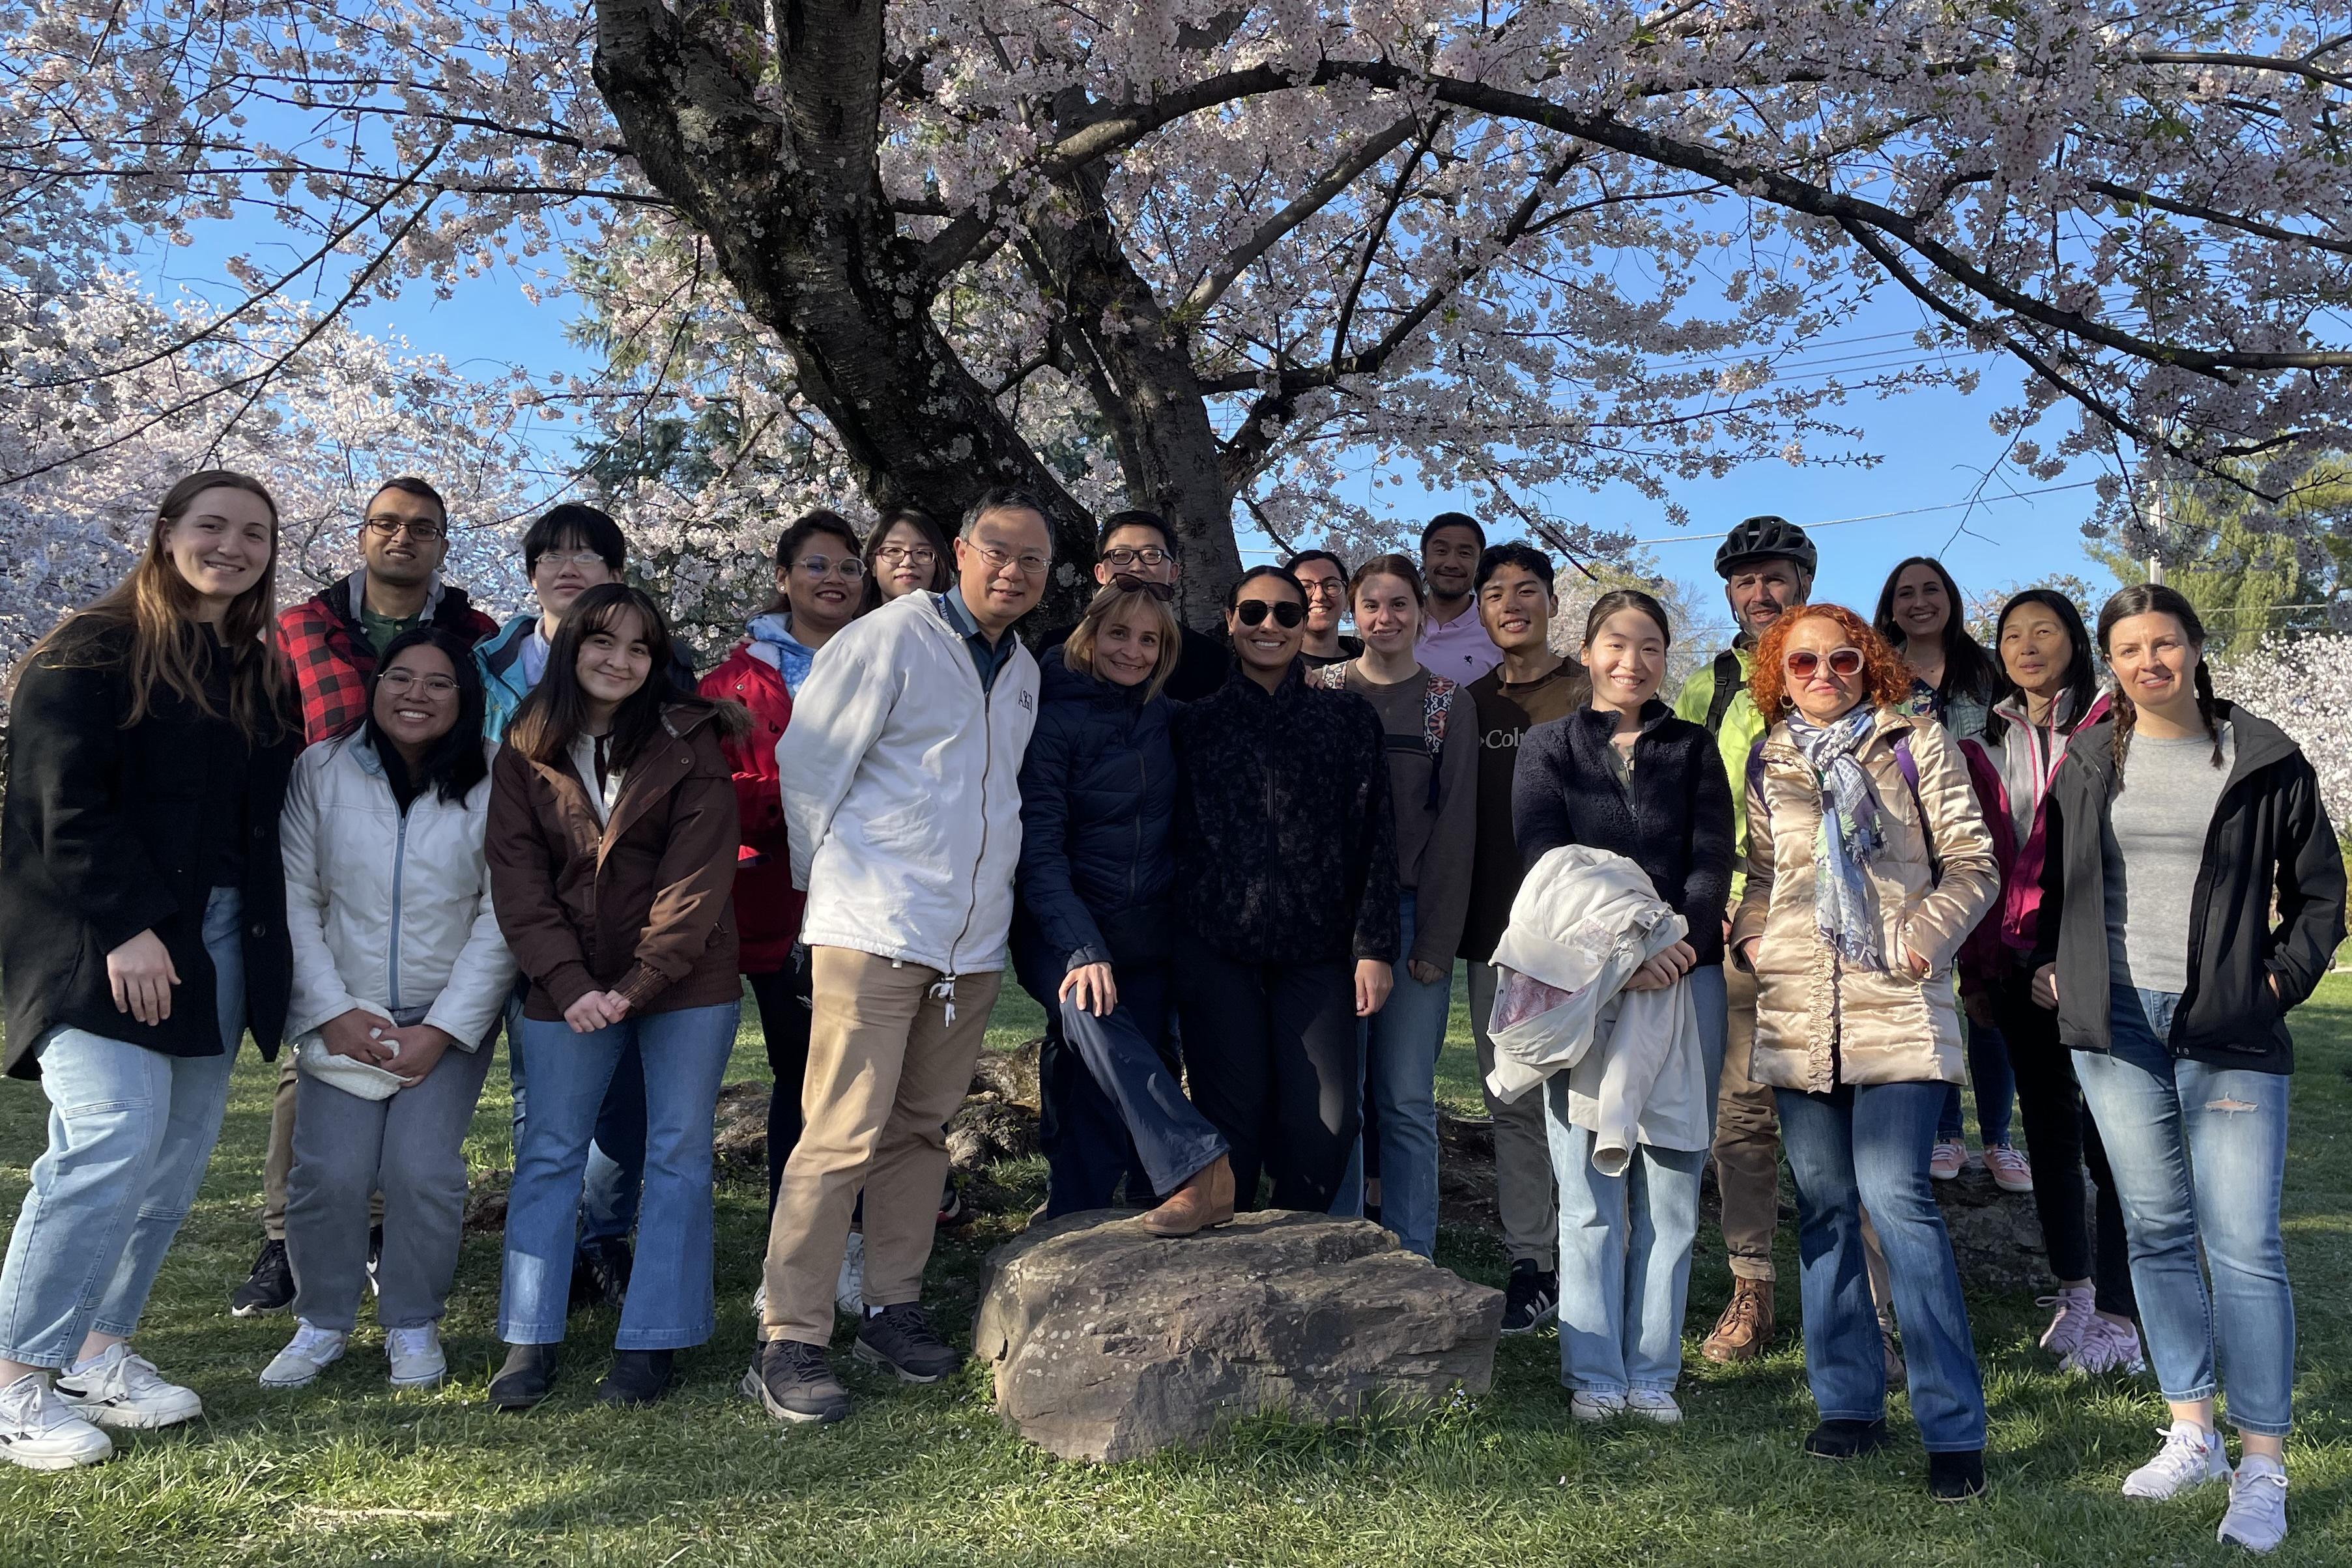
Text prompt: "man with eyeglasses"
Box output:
[[1285, 549, 1363, 669], [752, 487, 1050, 1426], [1039, 510, 1229, 702]]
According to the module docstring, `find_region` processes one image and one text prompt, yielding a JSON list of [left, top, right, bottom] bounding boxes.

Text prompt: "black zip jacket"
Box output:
[[2031, 700, 2344, 1072], [1171, 659, 1399, 966]]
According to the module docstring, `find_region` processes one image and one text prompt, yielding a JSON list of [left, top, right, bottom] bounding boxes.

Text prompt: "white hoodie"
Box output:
[[779, 591, 1039, 984]]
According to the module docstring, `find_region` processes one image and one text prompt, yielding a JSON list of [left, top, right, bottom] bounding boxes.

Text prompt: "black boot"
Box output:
[[597, 1348, 674, 1408], [1928, 1449, 1987, 1502], [488, 1343, 560, 1410], [1803, 1417, 1891, 1459]]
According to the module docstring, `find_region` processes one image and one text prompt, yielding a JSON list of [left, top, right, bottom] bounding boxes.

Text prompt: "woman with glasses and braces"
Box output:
[[1730, 604, 1998, 1500], [1168, 565, 1399, 1216]]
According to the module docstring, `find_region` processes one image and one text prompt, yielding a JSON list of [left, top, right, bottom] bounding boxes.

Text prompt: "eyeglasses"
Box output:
[[969, 541, 1051, 577], [1111, 574, 1174, 602], [364, 517, 445, 542], [1102, 546, 1172, 569], [1784, 647, 1865, 680], [1234, 598, 1306, 629], [794, 554, 865, 580], [379, 670, 459, 697], [535, 550, 610, 571], [1297, 577, 1347, 600], [874, 545, 938, 567]]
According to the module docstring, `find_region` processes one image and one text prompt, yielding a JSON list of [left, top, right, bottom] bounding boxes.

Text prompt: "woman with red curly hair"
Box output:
[[1728, 603, 1999, 1499]]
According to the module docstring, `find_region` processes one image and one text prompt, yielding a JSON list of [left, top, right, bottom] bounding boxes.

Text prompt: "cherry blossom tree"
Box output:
[[2223, 634, 2352, 834]]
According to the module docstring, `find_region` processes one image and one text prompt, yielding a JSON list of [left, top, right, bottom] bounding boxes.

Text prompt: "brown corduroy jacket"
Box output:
[[487, 702, 745, 1021]]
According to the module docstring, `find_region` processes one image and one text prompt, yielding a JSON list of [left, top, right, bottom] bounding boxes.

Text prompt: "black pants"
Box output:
[[1172, 933, 1358, 1212], [748, 953, 816, 1215], [1993, 967, 2136, 1318]]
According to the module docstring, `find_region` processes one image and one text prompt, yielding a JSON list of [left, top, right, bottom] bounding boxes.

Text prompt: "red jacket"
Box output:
[[699, 642, 803, 973], [279, 572, 500, 745]]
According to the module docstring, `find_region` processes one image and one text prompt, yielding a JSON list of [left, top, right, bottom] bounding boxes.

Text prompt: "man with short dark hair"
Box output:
[[476, 503, 631, 739], [1418, 512, 1503, 681], [1287, 549, 1362, 669], [1459, 542, 1587, 1333], [1039, 509, 1229, 701]]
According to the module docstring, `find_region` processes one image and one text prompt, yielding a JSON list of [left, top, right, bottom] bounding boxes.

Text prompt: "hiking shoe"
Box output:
[[2219, 1455, 2289, 1552], [259, 1321, 349, 1390], [2037, 1284, 2096, 1360], [487, 1343, 559, 1410], [1985, 1144, 2033, 1194], [54, 1343, 203, 1429], [386, 1326, 446, 1389], [2122, 1421, 2231, 1500], [1929, 1448, 1988, 1502], [577, 1237, 631, 1313], [1568, 1390, 1626, 1423], [0, 1373, 111, 1470], [936, 1178, 970, 1229], [1929, 1141, 1967, 1181], [1624, 1389, 1682, 1425], [1879, 1308, 1906, 1386], [230, 1238, 294, 1317], [1804, 1417, 1891, 1459], [1701, 1277, 1773, 1363], [1499, 1261, 1558, 1336], [853, 1303, 962, 1383], [597, 1348, 674, 1408], [2063, 1315, 2147, 1376], [743, 1339, 849, 1425], [835, 1233, 867, 1316]]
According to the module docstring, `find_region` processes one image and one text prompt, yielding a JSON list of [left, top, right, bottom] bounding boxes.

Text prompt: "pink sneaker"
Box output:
[[2063, 1314, 2147, 1375], [1930, 1141, 1967, 1181], [2037, 1284, 2095, 1360], [1985, 1144, 2034, 1193]]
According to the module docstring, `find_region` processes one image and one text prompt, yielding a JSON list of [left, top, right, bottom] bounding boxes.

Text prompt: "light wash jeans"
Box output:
[[2075, 985, 2295, 1436], [499, 1001, 737, 1350], [1546, 963, 1727, 1394], [1333, 891, 1451, 1259], [0, 887, 246, 1367]]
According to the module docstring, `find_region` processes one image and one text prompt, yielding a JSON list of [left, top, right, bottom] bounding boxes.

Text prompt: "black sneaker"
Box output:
[[230, 1239, 294, 1317], [1928, 1448, 1987, 1502], [597, 1348, 674, 1408], [936, 1179, 969, 1229], [853, 1304, 962, 1383], [1803, 1417, 1891, 1460], [1499, 1260, 1559, 1335], [366, 1225, 384, 1299], [487, 1343, 560, 1410], [742, 1339, 849, 1425], [569, 1237, 631, 1315]]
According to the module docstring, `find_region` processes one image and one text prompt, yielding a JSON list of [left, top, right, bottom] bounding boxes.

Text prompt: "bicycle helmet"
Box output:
[[1714, 514, 1817, 578]]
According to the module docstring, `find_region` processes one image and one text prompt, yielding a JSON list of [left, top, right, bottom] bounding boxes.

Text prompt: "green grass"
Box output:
[[1, 973, 2347, 1565]]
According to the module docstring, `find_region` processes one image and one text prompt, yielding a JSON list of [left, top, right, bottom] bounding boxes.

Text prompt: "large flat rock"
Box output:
[[972, 1210, 1504, 1462]]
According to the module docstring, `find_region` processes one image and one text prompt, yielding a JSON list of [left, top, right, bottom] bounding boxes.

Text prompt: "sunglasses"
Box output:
[[1234, 598, 1306, 629], [1111, 573, 1175, 602], [1785, 646, 1865, 679]]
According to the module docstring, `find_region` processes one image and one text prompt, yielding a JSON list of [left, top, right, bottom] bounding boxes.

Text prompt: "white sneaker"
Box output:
[[1568, 1389, 1626, 1423], [0, 1373, 112, 1470], [2037, 1285, 2096, 1360], [2062, 1315, 2147, 1376], [2218, 1455, 2289, 1553], [2122, 1421, 2232, 1500], [259, 1322, 349, 1390], [54, 1343, 203, 1429], [386, 1326, 446, 1389], [1624, 1389, 1683, 1425], [835, 1232, 866, 1316]]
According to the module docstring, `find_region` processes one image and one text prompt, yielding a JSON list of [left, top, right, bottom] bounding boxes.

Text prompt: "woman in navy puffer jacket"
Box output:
[[1012, 580, 1231, 1233]]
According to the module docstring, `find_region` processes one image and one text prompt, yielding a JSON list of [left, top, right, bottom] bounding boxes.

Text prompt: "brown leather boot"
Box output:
[[1701, 1276, 1775, 1363], [1138, 1156, 1237, 1238]]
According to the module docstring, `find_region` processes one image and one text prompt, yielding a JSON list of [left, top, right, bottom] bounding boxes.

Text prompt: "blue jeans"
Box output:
[[1334, 891, 1450, 1258], [0, 887, 246, 1366], [2075, 986, 2295, 1436], [1938, 1014, 2016, 1145], [1547, 963, 1727, 1393], [499, 1001, 737, 1350], [506, 986, 646, 1251], [1776, 1077, 1988, 1451]]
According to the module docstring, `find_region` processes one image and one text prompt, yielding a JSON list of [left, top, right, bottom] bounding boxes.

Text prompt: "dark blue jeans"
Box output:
[[1938, 1014, 2016, 1145]]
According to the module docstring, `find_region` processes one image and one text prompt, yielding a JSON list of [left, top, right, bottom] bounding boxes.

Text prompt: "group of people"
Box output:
[[0, 474, 2330, 1555]]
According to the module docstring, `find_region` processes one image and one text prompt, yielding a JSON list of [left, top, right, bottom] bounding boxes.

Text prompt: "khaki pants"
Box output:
[[1468, 963, 1556, 1272], [760, 948, 1000, 1345], [1714, 961, 1780, 1282]]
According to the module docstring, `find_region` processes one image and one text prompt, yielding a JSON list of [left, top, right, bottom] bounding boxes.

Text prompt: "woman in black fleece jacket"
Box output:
[[1171, 565, 1399, 1212]]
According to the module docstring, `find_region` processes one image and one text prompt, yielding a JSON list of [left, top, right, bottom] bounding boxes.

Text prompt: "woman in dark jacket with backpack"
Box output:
[[1014, 580, 1231, 1233], [2031, 585, 2343, 1553]]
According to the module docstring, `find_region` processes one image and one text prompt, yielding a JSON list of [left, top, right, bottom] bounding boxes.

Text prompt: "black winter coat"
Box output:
[[1512, 701, 1736, 966], [1, 620, 298, 1078], [1171, 659, 1399, 966], [1014, 656, 1178, 973], [2031, 702, 2345, 1073]]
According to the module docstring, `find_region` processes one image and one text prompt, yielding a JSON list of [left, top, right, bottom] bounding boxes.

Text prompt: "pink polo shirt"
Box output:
[[1418, 602, 1503, 682]]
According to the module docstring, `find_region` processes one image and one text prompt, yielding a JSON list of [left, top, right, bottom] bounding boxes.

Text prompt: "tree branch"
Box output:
[[1178, 113, 1423, 321]]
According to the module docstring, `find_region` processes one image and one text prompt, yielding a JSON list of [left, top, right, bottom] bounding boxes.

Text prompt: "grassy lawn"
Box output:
[[0, 972, 2345, 1565]]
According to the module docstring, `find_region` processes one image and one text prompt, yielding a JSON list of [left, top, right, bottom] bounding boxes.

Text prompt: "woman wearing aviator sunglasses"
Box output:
[[1169, 566, 1400, 1216], [1729, 604, 1998, 1499]]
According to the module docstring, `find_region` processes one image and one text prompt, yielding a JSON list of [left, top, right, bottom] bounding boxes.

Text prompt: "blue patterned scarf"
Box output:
[[747, 612, 817, 696], [1787, 705, 1886, 968]]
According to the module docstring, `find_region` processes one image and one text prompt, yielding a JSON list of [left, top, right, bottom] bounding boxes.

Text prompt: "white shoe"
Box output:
[[2122, 1421, 2232, 1500], [54, 1343, 203, 1429], [2062, 1314, 2147, 1375], [1568, 1389, 1626, 1423], [2218, 1455, 2289, 1553], [2036, 1285, 2096, 1360], [386, 1326, 446, 1389], [835, 1232, 866, 1316], [259, 1322, 349, 1391], [0, 1373, 112, 1470], [1624, 1389, 1682, 1425]]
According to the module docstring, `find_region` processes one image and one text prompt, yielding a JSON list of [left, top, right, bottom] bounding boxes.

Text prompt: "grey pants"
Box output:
[[1469, 962, 1558, 1272], [285, 1043, 494, 1333]]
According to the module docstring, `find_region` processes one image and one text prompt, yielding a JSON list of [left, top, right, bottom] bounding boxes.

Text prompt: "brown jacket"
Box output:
[[487, 702, 744, 1021], [1730, 705, 1996, 1092]]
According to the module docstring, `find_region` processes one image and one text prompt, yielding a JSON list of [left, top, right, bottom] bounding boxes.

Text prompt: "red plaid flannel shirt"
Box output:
[[279, 575, 500, 745]]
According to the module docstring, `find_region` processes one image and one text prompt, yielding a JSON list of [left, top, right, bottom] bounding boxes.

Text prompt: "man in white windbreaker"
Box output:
[[747, 486, 1051, 1427]]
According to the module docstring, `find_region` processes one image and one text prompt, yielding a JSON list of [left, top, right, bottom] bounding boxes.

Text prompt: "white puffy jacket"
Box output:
[[281, 732, 515, 1051], [779, 591, 1039, 983]]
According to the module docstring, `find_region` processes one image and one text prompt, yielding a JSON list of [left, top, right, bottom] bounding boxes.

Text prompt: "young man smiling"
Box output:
[[1286, 549, 1362, 669], [1416, 513, 1504, 682]]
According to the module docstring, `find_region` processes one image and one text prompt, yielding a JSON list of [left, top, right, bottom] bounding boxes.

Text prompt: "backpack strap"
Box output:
[[1703, 648, 1743, 736], [1310, 663, 1348, 691], [1420, 676, 1457, 810]]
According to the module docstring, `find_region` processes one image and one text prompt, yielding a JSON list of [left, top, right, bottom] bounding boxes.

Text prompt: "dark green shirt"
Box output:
[[359, 602, 422, 656]]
